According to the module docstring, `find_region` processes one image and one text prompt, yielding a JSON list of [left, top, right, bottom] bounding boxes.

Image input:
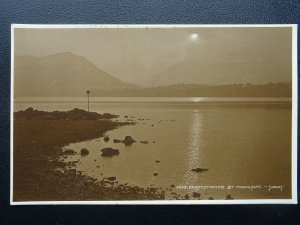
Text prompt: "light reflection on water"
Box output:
[[184, 111, 204, 184]]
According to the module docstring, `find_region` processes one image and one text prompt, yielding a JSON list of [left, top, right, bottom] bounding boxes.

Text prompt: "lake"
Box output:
[[14, 97, 292, 200]]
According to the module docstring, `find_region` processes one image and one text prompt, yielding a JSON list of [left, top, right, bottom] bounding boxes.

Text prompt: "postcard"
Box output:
[[11, 24, 297, 204]]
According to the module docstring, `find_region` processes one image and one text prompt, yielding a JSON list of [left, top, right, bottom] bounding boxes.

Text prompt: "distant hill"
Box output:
[[144, 59, 292, 87], [14, 52, 136, 97], [91, 83, 292, 97], [14, 52, 292, 98]]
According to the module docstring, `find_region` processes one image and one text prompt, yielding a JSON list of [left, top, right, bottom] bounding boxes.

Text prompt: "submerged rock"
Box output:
[[101, 147, 119, 157], [191, 168, 209, 173], [153, 173, 158, 176], [113, 136, 137, 145], [123, 136, 135, 145], [80, 148, 89, 156], [155, 160, 160, 163]]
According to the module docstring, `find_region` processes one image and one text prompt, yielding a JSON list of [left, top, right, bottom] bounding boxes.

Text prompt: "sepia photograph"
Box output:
[[11, 25, 297, 204]]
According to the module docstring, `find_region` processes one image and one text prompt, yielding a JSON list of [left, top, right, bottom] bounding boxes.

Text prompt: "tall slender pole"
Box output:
[[86, 90, 90, 112]]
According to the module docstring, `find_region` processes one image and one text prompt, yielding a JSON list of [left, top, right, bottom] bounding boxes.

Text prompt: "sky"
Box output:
[[14, 27, 293, 84]]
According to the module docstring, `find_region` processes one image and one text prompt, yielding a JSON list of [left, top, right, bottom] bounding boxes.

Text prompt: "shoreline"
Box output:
[[13, 108, 165, 201]]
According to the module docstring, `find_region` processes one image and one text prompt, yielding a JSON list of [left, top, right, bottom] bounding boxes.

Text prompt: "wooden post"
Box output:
[[86, 90, 90, 112]]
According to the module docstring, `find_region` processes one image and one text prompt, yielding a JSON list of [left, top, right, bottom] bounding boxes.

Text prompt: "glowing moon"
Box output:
[[189, 33, 199, 42]]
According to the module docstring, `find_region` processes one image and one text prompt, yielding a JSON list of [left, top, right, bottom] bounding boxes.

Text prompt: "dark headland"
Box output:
[[13, 108, 165, 201]]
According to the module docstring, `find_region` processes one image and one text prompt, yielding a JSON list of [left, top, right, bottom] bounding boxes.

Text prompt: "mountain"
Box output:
[[144, 59, 292, 87], [91, 83, 292, 97], [14, 52, 136, 97]]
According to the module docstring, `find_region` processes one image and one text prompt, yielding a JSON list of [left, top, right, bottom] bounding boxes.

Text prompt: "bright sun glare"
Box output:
[[189, 33, 199, 42]]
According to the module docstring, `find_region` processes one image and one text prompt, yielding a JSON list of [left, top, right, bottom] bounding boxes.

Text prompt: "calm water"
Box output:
[[14, 97, 292, 200]]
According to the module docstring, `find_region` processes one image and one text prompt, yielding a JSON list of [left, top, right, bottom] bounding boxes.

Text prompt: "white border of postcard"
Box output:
[[10, 24, 298, 205]]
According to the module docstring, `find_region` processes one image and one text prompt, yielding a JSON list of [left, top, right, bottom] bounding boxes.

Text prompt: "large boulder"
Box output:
[[123, 136, 135, 145], [101, 148, 119, 157]]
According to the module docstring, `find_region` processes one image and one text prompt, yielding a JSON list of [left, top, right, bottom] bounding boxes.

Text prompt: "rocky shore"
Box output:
[[13, 108, 165, 201]]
